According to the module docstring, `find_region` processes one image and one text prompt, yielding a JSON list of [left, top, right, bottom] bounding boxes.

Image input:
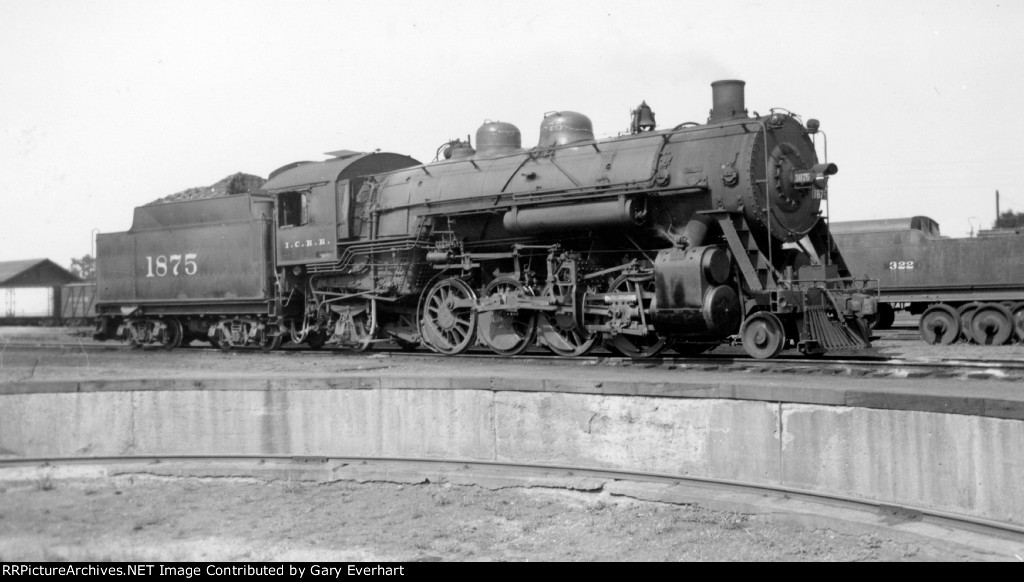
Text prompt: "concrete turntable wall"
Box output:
[[1, 379, 1022, 526]]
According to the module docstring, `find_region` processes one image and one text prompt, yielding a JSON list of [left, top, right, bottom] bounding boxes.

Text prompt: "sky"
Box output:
[[2, 0, 1022, 266]]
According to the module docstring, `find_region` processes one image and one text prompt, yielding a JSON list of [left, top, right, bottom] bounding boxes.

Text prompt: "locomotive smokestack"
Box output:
[[709, 80, 747, 123]]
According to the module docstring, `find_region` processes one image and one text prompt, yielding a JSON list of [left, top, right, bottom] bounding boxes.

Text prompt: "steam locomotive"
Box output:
[[94, 80, 876, 359]]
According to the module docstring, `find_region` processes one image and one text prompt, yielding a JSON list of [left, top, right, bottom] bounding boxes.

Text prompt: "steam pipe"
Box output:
[[680, 215, 712, 248]]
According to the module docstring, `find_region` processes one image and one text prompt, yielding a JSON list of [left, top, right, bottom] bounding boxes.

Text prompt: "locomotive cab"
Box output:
[[263, 151, 421, 267]]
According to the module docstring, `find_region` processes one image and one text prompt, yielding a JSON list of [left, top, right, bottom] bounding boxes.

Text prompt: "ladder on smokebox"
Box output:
[[705, 211, 867, 351], [800, 218, 857, 279], [702, 211, 775, 293]]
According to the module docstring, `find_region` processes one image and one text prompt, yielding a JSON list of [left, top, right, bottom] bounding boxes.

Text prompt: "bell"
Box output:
[[630, 101, 656, 134]]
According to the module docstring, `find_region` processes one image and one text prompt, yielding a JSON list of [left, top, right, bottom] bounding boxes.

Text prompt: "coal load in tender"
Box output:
[[147, 172, 266, 205]]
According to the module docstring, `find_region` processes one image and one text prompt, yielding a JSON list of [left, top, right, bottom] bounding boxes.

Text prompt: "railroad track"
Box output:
[[872, 327, 927, 341], [1, 454, 1021, 547], [380, 348, 1024, 381], [3, 336, 1024, 383]]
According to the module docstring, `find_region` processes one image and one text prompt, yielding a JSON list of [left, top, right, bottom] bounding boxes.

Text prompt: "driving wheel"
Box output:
[[604, 275, 666, 359], [477, 277, 536, 356], [419, 278, 478, 355]]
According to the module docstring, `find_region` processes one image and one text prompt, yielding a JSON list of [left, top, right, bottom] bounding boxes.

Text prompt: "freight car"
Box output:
[[830, 216, 1024, 344], [0, 285, 96, 326], [59, 282, 97, 325], [94, 80, 876, 359]]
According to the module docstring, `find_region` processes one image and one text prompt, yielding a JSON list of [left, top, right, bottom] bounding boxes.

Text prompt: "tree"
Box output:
[[69, 254, 96, 281], [994, 209, 1024, 229]]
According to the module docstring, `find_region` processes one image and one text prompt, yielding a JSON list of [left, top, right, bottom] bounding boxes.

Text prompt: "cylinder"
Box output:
[[651, 285, 740, 338], [502, 197, 644, 234], [709, 80, 747, 123], [701, 247, 732, 286], [701, 284, 741, 335]]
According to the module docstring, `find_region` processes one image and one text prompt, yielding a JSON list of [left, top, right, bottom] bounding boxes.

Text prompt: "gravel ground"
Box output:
[[0, 472, 1007, 562]]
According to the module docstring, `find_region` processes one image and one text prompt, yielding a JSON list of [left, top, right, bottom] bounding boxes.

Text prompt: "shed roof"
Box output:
[[0, 259, 80, 286]]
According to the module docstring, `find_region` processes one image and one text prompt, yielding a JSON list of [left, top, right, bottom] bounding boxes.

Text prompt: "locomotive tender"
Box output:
[[832, 216, 1024, 345], [94, 80, 876, 359]]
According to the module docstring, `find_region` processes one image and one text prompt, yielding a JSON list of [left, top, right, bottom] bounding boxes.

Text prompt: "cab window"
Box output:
[[278, 191, 308, 227]]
